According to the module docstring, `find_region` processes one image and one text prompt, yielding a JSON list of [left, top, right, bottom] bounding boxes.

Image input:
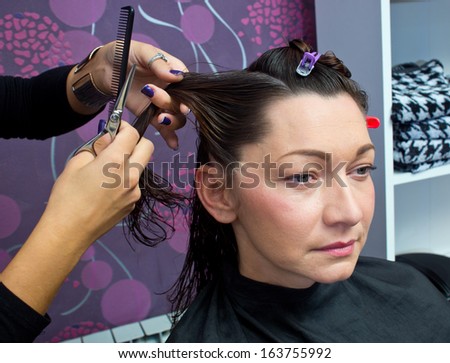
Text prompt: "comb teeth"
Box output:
[[109, 6, 134, 115]]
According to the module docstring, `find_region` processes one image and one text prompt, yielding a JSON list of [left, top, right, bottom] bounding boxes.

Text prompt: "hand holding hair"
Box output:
[[66, 40, 189, 150]]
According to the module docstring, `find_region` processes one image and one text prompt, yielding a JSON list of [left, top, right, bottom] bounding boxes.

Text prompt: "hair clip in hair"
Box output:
[[296, 51, 321, 77], [366, 116, 380, 129]]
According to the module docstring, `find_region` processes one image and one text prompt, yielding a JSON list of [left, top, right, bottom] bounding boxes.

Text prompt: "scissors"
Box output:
[[72, 63, 137, 157]]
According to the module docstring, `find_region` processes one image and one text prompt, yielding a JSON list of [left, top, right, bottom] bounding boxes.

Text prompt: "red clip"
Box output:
[[366, 116, 380, 129]]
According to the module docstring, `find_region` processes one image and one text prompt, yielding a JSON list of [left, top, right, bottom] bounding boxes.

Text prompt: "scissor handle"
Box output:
[[71, 128, 108, 157]]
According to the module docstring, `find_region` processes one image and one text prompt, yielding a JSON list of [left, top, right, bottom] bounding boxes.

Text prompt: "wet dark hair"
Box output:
[[127, 39, 368, 323]]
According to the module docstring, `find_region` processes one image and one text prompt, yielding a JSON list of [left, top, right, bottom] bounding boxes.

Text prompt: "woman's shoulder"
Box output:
[[353, 255, 446, 295], [355, 256, 422, 279]]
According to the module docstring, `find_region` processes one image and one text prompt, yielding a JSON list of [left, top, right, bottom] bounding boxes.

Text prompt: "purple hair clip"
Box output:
[[296, 51, 321, 77]]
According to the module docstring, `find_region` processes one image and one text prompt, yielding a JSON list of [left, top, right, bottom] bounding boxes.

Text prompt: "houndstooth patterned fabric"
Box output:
[[394, 139, 450, 164], [392, 59, 450, 123], [392, 59, 450, 173], [393, 158, 450, 173], [393, 116, 450, 141]]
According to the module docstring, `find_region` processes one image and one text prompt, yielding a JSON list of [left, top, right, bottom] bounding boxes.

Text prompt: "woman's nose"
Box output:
[[322, 178, 363, 227]]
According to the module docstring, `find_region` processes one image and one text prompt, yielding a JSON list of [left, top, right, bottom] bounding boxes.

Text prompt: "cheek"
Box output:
[[237, 186, 320, 235], [238, 187, 285, 217]]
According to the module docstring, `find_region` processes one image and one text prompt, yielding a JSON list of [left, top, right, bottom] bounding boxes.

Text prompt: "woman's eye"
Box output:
[[292, 173, 312, 183], [354, 165, 377, 177], [285, 173, 317, 187]]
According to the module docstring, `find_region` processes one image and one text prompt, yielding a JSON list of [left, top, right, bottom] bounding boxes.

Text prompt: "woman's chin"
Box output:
[[314, 262, 357, 284]]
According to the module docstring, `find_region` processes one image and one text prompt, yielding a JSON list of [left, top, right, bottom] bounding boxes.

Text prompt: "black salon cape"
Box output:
[[0, 65, 95, 140], [167, 256, 450, 342], [0, 66, 100, 342]]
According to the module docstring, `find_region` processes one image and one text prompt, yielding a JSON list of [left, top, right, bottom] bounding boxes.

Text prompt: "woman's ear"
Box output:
[[195, 163, 237, 224]]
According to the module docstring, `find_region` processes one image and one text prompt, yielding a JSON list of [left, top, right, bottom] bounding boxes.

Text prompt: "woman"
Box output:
[[133, 39, 450, 342]]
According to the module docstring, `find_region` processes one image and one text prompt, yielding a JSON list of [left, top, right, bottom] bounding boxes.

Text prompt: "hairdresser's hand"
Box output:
[[126, 40, 190, 150], [67, 40, 189, 150], [0, 121, 152, 315], [45, 121, 152, 243]]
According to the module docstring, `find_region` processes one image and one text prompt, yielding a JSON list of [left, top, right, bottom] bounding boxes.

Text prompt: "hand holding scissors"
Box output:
[[72, 64, 137, 157]]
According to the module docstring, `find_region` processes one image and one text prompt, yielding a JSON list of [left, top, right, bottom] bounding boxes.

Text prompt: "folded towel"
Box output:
[[393, 116, 450, 141], [394, 139, 450, 165], [394, 158, 450, 173], [392, 59, 450, 123]]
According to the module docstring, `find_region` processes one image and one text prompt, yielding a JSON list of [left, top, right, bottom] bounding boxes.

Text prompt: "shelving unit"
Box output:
[[393, 164, 450, 186], [315, 0, 450, 260]]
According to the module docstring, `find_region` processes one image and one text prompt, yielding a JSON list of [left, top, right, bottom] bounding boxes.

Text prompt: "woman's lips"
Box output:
[[316, 240, 355, 257]]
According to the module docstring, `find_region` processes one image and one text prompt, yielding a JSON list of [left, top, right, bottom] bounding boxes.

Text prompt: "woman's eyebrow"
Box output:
[[356, 143, 376, 156]]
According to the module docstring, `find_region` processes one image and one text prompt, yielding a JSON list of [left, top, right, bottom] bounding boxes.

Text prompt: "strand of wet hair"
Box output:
[[124, 104, 189, 247]]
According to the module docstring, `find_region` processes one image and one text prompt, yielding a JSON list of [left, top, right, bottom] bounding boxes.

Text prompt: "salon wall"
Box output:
[[0, 0, 316, 342]]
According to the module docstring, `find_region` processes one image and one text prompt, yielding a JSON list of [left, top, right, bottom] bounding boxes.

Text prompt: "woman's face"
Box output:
[[229, 93, 375, 288]]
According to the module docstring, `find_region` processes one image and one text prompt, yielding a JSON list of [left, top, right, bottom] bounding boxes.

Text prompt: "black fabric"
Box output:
[[0, 282, 50, 343], [393, 116, 450, 141], [394, 139, 450, 165], [391, 59, 450, 173], [393, 158, 450, 173], [391, 59, 450, 124], [396, 253, 450, 301], [0, 66, 97, 140], [167, 256, 450, 342]]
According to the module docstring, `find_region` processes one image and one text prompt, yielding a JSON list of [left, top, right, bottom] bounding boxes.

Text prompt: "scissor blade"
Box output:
[[112, 63, 136, 114]]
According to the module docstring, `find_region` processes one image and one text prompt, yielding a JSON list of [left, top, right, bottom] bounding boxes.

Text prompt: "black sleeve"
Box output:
[[0, 282, 51, 343], [0, 65, 101, 140]]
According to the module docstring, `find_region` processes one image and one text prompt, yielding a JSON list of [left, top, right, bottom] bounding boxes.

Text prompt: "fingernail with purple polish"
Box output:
[[141, 85, 155, 98], [170, 70, 184, 76], [97, 119, 106, 133], [159, 117, 171, 126]]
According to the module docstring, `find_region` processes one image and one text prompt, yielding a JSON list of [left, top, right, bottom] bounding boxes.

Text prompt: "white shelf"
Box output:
[[390, 0, 450, 258], [394, 171, 450, 259], [393, 163, 450, 185]]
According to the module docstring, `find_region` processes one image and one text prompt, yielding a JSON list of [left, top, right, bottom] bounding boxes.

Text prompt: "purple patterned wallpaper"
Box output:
[[0, 0, 316, 342]]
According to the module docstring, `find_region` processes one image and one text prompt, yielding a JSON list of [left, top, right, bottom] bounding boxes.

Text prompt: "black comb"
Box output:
[[109, 5, 134, 115]]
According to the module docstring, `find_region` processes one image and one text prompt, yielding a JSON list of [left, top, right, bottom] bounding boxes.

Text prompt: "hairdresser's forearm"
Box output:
[[0, 215, 93, 316], [0, 67, 96, 140]]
